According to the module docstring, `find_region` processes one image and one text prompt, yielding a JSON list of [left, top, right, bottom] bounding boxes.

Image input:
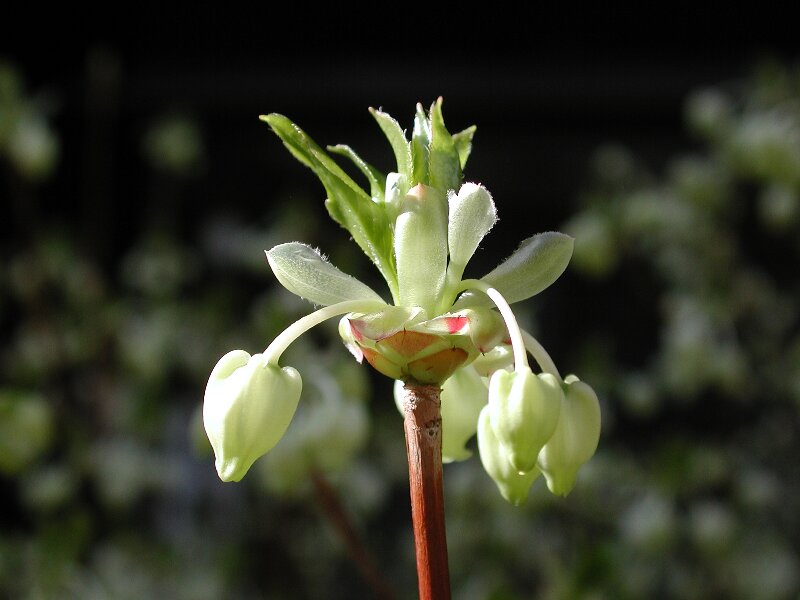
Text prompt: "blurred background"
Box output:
[[2, 15, 800, 599]]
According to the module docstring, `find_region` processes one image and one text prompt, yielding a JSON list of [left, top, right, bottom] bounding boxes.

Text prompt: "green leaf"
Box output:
[[262, 115, 362, 194], [411, 103, 431, 185], [429, 97, 462, 193], [452, 125, 477, 170], [266, 243, 385, 306], [369, 108, 412, 180], [328, 144, 385, 200], [455, 232, 574, 308], [261, 114, 397, 298]]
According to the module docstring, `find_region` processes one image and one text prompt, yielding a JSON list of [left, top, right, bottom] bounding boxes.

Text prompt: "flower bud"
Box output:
[[422, 308, 507, 354], [477, 406, 540, 505], [341, 306, 473, 385], [537, 375, 601, 496], [488, 367, 562, 473], [203, 350, 302, 482], [471, 346, 514, 377], [394, 183, 448, 314], [440, 367, 488, 462]]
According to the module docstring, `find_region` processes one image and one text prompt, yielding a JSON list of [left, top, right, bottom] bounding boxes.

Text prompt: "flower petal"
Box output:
[[478, 406, 541, 506], [447, 183, 497, 273], [538, 375, 602, 496], [395, 184, 448, 313], [440, 366, 488, 462]]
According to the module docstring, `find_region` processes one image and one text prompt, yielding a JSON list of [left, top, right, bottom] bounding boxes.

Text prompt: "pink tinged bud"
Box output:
[[380, 329, 444, 358], [422, 308, 507, 354], [361, 347, 405, 381], [537, 375, 601, 496], [444, 315, 469, 333], [203, 350, 302, 482], [338, 317, 364, 363], [488, 368, 562, 473], [407, 347, 469, 385], [347, 305, 425, 342], [340, 307, 474, 384], [478, 406, 540, 506], [462, 308, 507, 353], [356, 329, 469, 384]]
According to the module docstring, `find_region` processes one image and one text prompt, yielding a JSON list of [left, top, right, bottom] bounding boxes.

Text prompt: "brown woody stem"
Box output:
[[401, 381, 451, 600]]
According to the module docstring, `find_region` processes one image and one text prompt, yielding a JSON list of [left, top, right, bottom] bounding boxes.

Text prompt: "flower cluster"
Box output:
[[203, 100, 600, 503]]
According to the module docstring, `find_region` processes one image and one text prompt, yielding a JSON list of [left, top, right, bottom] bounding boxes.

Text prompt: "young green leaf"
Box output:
[[369, 107, 412, 180], [261, 114, 398, 299], [429, 98, 462, 193], [452, 125, 477, 170], [266, 243, 385, 307], [411, 103, 431, 186], [328, 144, 385, 200]]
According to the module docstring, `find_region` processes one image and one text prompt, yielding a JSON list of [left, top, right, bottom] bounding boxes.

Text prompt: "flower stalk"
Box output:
[[400, 381, 451, 600]]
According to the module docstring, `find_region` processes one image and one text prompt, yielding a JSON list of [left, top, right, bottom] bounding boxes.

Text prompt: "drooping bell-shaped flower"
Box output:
[[487, 367, 562, 473], [204, 350, 302, 482], [440, 366, 489, 462], [537, 375, 601, 496], [477, 405, 541, 506]]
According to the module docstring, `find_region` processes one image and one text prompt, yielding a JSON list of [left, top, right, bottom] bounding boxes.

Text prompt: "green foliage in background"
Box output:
[[1, 60, 799, 599]]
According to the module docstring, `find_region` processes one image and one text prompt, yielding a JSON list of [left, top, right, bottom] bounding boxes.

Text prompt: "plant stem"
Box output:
[[401, 381, 451, 600], [310, 470, 398, 600], [262, 299, 386, 365]]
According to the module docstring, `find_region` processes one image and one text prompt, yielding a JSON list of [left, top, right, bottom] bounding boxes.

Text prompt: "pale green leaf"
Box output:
[[266, 242, 385, 306], [455, 232, 574, 308]]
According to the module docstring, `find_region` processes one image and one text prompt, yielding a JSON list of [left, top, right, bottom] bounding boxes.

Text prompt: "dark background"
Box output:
[[5, 13, 799, 256]]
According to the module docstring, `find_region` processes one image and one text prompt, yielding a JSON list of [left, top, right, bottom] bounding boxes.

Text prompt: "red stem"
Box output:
[[401, 381, 451, 600]]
